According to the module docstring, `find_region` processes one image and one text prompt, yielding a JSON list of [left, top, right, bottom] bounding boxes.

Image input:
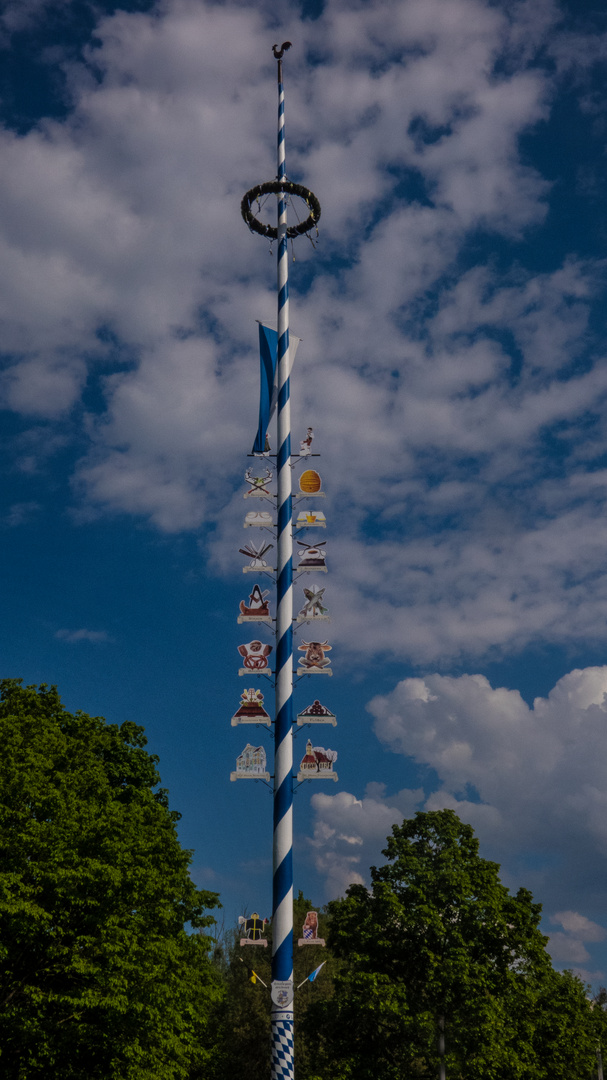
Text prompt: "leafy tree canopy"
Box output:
[[0, 679, 222, 1080], [308, 810, 598, 1080]]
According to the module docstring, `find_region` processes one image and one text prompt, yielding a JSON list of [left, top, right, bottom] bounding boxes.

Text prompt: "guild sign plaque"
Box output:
[[271, 979, 294, 1008], [239, 539, 274, 573], [299, 427, 314, 456], [296, 539, 327, 571], [230, 743, 270, 781], [239, 912, 269, 947], [296, 509, 326, 528], [238, 639, 273, 674], [244, 510, 274, 528], [296, 699, 337, 726], [238, 584, 272, 623], [297, 739, 338, 781], [244, 466, 274, 497], [298, 584, 329, 621], [298, 640, 332, 672], [298, 469, 323, 495], [231, 689, 272, 727], [298, 910, 326, 947]]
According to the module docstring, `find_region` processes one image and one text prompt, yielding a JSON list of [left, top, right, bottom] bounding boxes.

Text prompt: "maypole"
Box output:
[[271, 40, 296, 1080], [237, 42, 325, 1080]]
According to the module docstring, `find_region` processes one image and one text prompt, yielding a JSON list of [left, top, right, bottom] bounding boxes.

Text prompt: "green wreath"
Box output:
[[241, 180, 321, 240]]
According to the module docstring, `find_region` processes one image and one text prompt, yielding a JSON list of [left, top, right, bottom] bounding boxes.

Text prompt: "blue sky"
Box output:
[[2, 0, 607, 984]]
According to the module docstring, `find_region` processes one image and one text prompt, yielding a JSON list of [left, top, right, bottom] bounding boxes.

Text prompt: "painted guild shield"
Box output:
[[238, 640, 272, 674], [239, 540, 274, 573], [297, 739, 338, 782], [299, 469, 322, 493], [231, 743, 270, 781], [271, 980, 294, 1007], [231, 689, 272, 727], [298, 910, 326, 947], [298, 639, 332, 673], [244, 510, 274, 528], [296, 539, 327, 571], [238, 584, 272, 623], [239, 912, 269, 947], [296, 510, 326, 528], [296, 699, 337, 726]]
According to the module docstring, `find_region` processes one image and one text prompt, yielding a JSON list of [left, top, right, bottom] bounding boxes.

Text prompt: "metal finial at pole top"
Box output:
[[272, 41, 292, 85]]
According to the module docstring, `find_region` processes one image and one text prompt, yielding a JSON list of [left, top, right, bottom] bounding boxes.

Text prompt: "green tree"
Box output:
[[0, 679, 222, 1080], [209, 917, 272, 1080], [590, 988, 607, 1080], [529, 967, 598, 1080], [309, 810, 597, 1080]]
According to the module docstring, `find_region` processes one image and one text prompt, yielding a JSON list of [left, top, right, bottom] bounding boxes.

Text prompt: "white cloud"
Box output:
[[319, 488, 607, 663], [306, 665, 607, 978], [0, 356, 88, 418], [546, 932, 591, 965], [0, 0, 555, 420], [3, 502, 40, 527], [367, 667, 607, 904], [308, 784, 424, 898], [55, 628, 113, 643], [552, 911, 607, 942], [0, 0, 59, 36], [72, 335, 252, 530], [1, 0, 607, 664], [548, 911, 606, 974]]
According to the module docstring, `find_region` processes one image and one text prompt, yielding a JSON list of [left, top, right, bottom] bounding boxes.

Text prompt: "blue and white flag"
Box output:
[[252, 323, 300, 454], [307, 961, 326, 983]]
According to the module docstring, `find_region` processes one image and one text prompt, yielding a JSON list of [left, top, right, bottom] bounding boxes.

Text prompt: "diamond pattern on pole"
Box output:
[[271, 1018, 294, 1080]]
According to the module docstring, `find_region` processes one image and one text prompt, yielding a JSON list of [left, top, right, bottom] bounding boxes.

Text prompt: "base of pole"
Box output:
[[271, 1010, 294, 1080]]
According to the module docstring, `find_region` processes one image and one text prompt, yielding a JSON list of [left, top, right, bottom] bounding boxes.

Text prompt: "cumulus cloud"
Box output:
[[308, 783, 424, 898], [548, 911, 606, 973], [306, 665, 607, 978], [365, 667, 607, 910], [547, 932, 592, 965], [0, 1, 554, 422], [552, 911, 607, 941]]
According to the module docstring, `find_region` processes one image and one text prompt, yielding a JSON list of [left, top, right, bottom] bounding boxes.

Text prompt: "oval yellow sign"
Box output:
[[300, 469, 322, 493]]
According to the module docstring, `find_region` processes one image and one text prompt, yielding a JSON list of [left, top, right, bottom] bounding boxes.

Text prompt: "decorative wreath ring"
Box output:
[[241, 180, 321, 240]]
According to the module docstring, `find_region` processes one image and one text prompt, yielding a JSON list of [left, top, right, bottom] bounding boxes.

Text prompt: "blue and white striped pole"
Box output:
[[271, 42, 295, 1080]]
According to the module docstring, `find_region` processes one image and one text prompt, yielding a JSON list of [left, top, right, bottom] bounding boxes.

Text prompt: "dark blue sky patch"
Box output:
[[0, 0, 157, 132], [518, 89, 607, 265]]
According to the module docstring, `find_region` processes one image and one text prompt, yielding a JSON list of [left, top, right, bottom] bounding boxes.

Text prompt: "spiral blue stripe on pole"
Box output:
[[271, 72, 294, 1080]]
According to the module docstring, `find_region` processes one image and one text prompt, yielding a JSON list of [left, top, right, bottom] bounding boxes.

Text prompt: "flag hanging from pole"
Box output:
[[307, 961, 326, 983], [252, 322, 299, 453], [238, 956, 268, 988]]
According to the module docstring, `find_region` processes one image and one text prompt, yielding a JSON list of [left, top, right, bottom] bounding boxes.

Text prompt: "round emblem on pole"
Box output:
[[241, 180, 321, 240], [271, 979, 294, 1008]]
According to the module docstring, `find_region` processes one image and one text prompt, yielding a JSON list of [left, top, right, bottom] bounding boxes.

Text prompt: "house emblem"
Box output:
[[297, 740, 338, 782]]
